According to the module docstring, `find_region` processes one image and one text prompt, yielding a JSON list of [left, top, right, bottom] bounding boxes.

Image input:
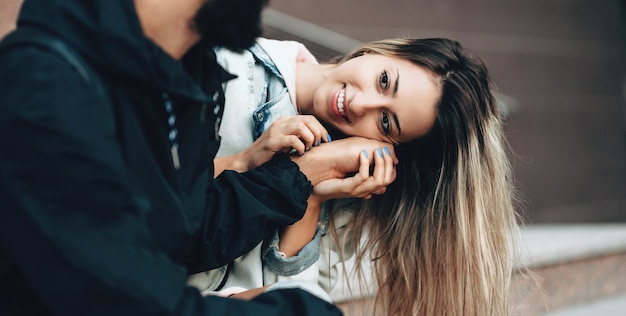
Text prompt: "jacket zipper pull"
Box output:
[[162, 92, 180, 170], [171, 144, 181, 170]]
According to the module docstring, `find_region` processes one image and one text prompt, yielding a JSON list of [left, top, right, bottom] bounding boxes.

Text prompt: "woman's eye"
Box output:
[[381, 112, 391, 134], [379, 71, 389, 91]]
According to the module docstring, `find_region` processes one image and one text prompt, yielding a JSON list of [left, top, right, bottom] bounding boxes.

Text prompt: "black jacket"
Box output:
[[0, 0, 341, 315]]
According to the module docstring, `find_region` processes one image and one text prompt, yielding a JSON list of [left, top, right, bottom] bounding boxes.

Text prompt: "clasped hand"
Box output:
[[254, 115, 400, 200], [292, 136, 398, 201], [230, 115, 398, 200], [236, 115, 331, 171]]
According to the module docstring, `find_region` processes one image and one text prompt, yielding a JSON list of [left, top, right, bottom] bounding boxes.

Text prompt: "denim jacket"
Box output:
[[248, 44, 296, 141], [187, 39, 356, 296], [210, 39, 300, 159], [247, 42, 327, 275]]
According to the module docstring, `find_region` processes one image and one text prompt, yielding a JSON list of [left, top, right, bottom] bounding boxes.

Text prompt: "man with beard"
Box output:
[[0, 0, 384, 314]]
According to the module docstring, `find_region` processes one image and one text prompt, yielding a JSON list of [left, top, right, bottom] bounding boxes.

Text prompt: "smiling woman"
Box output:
[[300, 53, 440, 145], [189, 37, 520, 316]]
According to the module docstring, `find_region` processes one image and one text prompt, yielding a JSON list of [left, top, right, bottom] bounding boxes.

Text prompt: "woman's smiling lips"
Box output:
[[331, 86, 350, 123]]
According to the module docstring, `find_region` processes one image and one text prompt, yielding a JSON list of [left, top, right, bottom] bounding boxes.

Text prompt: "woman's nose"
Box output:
[[350, 93, 385, 115]]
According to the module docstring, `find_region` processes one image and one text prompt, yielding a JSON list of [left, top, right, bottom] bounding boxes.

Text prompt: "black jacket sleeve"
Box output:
[[186, 153, 312, 273], [0, 42, 339, 316], [177, 43, 314, 273]]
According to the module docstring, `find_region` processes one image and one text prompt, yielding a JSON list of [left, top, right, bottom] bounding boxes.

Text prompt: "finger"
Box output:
[[291, 121, 315, 151], [271, 117, 305, 147], [337, 151, 370, 197], [384, 144, 398, 165], [322, 132, 332, 144], [371, 147, 386, 184], [307, 115, 330, 144], [382, 146, 395, 185], [302, 116, 329, 146], [284, 135, 306, 155], [357, 149, 371, 179], [301, 122, 320, 149], [372, 187, 387, 195]]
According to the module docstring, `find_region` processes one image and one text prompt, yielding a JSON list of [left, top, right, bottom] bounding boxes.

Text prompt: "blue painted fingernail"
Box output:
[[384, 146, 390, 155], [326, 134, 332, 142], [362, 150, 368, 158], [317, 139, 321, 146], [377, 148, 383, 157]]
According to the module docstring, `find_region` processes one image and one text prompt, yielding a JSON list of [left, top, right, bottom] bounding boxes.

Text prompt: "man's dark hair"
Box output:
[[194, 0, 269, 51]]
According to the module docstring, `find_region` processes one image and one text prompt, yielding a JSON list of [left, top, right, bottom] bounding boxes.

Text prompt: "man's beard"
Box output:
[[194, 0, 269, 51]]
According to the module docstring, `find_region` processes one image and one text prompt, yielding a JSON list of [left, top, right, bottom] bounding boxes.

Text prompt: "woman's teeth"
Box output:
[[337, 88, 347, 119]]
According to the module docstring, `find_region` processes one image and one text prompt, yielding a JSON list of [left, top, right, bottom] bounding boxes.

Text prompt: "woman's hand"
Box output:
[[214, 115, 330, 176], [277, 138, 396, 257], [291, 137, 398, 199], [313, 142, 397, 201], [251, 115, 330, 156]]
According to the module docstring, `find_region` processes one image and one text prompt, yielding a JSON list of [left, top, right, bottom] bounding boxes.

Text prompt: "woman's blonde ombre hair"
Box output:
[[330, 38, 521, 315]]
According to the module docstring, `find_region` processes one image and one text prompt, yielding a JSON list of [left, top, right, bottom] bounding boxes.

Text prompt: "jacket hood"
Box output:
[[17, 0, 212, 101]]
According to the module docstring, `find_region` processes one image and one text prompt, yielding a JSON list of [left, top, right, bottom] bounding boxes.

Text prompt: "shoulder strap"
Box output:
[[0, 28, 111, 106]]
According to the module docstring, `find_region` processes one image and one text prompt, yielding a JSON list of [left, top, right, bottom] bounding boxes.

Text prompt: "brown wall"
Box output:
[[266, 0, 626, 224]]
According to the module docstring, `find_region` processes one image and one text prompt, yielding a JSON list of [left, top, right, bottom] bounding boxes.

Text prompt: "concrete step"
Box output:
[[330, 224, 626, 315], [544, 294, 626, 316], [510, 224, 626, 315]]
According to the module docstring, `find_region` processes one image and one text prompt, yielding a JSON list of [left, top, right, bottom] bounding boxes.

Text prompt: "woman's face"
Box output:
[[313, 54, 440, 144]]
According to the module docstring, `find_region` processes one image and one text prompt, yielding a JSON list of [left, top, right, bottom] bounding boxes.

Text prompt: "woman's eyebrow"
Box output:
[[392, 68, 402, 136], [393, 68, 400, 95], [393, 112, 402, 137]]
